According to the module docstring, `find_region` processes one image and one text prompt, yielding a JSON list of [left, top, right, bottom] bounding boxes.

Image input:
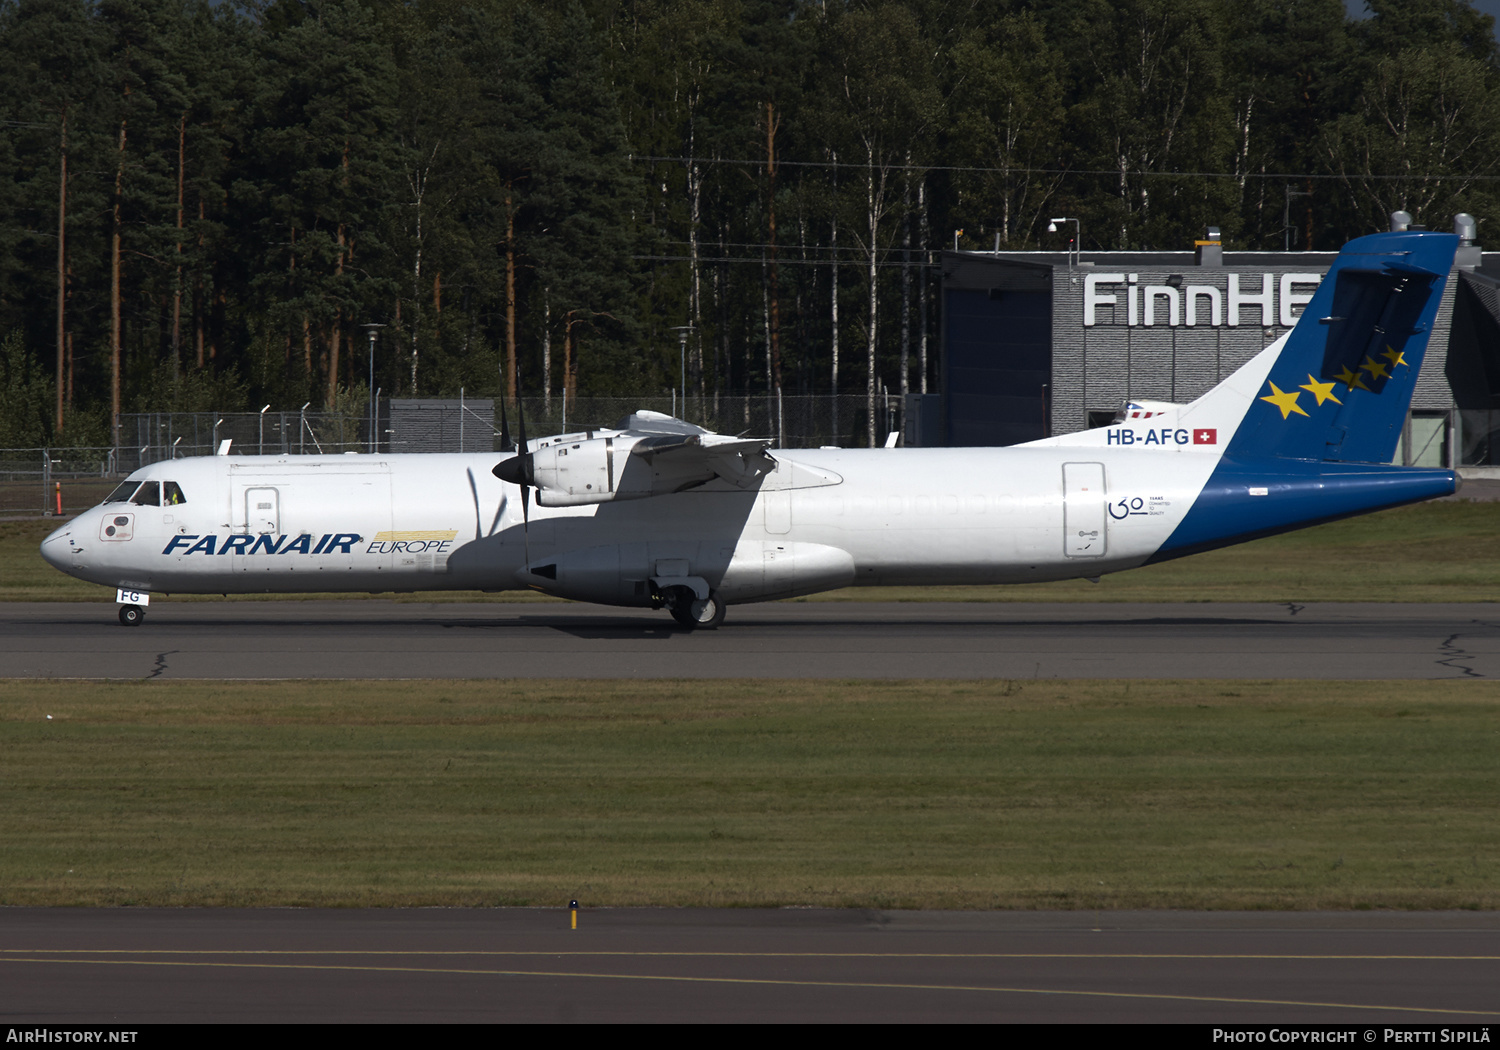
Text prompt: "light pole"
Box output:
[[361, 323, 385, 454], [1048, 217, 1080, 274], [669, 326, 693, 421], [1283, 186, 1311, 250]]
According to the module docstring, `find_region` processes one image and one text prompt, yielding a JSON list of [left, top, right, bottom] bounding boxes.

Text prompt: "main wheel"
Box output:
[[668, 587, 726, 630], [118, 604, 144, 627]]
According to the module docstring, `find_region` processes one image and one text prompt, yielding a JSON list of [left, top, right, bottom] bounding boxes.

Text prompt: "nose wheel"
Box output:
[[118, 605, 144, 627], [667, 587, 726, 630]]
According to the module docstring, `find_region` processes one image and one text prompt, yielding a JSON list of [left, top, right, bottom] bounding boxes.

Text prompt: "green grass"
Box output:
[[4, 678, 1498, 910], [7, 499, 1500, 604]]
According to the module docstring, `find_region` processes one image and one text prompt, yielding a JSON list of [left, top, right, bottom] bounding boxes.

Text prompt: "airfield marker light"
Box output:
[[570, 900, 579, 930]]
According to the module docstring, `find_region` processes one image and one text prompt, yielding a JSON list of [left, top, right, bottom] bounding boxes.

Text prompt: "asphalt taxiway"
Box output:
[[4, 908, 1500, 1024], [2, 599, 1498, 678]]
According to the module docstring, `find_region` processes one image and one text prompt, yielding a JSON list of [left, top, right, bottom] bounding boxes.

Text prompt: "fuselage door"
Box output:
[[245, 487, 280, 535], [1062, 462, 1106, 558]]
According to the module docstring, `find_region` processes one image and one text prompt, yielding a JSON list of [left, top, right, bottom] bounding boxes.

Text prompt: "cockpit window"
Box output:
[[103, 480, 180, 506], [104, 480, 140, 504]]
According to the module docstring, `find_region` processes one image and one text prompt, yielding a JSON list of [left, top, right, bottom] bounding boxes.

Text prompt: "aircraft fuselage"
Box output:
[[41, 442, 1224, 604]]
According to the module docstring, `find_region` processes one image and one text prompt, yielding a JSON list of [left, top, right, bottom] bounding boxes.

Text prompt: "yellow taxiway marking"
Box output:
[[3, 954, 1498, 1017]]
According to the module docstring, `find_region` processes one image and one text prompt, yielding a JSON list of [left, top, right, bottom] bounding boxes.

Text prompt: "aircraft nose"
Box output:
[[39, 524, 74, 571]]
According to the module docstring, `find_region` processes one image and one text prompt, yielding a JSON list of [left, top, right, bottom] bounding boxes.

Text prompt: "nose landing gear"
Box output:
[[115, 588, 149, 626], [665, 586, 726, 630]]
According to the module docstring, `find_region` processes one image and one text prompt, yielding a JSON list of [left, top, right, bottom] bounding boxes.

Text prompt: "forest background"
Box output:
[[2, 0, 1499, 451]]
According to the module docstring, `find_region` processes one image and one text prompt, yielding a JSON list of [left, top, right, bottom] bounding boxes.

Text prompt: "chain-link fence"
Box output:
[[1, 448, 124, 517], [116, 408, 370, 463], [2, 394, 907, 516], [528, 393, 896, 449]]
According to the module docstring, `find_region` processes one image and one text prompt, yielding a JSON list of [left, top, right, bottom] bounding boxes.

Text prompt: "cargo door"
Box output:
[[228, 485, 285, 572], [227, 462, 391, 576], [1062, 462, 1106, 558], [245, 487, 280, 535]]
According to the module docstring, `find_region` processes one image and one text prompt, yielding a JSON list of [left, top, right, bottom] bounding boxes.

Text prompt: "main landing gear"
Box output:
[[665, 586, 726, 631], [118, 604, 145, 627]]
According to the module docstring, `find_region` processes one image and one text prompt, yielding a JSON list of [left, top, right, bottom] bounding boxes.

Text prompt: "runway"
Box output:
[[2, 599, 1500, 679], [4, 908, 1500, 1024]]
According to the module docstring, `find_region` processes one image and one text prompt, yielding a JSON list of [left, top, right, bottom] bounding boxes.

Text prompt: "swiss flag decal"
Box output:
[[1193, 428, 1217, 445]]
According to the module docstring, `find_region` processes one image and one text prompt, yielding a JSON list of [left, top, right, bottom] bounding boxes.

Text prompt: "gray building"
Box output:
[[381, 398, 497, 453], [936, 219, 1500, 468]]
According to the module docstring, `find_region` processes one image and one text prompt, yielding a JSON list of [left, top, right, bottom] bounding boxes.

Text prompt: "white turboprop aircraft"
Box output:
[[42, 230, 1461, 628]]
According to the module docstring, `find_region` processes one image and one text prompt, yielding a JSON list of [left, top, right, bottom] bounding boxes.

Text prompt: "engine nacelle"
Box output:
[[496, 427, 781, 507], [529, 435, 648, 506]]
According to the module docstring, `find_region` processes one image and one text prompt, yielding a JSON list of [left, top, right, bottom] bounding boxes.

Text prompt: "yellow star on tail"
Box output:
[[1381, 345, 1408, 368], [1360, 355, 1391, 380], [1260, 382, 1309, 419], [1334, 365, 1371, 392], [1300, 374, 1342, 406]]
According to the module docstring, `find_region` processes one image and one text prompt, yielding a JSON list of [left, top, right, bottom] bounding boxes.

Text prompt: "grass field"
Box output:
[[5, 498, 1500, 604], [3, 678, 1497, 910]]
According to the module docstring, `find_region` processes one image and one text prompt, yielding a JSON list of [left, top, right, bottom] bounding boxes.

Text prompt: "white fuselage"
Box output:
[[40, 442, 1217, 604]]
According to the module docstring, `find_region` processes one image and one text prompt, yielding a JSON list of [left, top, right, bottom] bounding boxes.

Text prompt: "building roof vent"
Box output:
[[1390, 210, 1413, 232], [1455, 213, 1482, 269]]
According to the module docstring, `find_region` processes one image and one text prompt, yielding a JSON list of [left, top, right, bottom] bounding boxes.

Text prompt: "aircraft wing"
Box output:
[[496, 412, 776, 506], [631, 432, 776, 488]]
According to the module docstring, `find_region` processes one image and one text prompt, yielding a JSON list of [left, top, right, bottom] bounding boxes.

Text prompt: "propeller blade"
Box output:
[[514, 364, 530, 563], [515, 364, 528, 456], [491, 360, 531, 495], [515, 362, 530, 533]]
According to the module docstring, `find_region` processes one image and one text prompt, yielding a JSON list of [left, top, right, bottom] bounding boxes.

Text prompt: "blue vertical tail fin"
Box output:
[[1151, 230, 1460, 562], [1227, 230, 1458, 463]]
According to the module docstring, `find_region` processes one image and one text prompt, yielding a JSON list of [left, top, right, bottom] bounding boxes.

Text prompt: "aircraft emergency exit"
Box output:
[[41, 230, 1462, 628]]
